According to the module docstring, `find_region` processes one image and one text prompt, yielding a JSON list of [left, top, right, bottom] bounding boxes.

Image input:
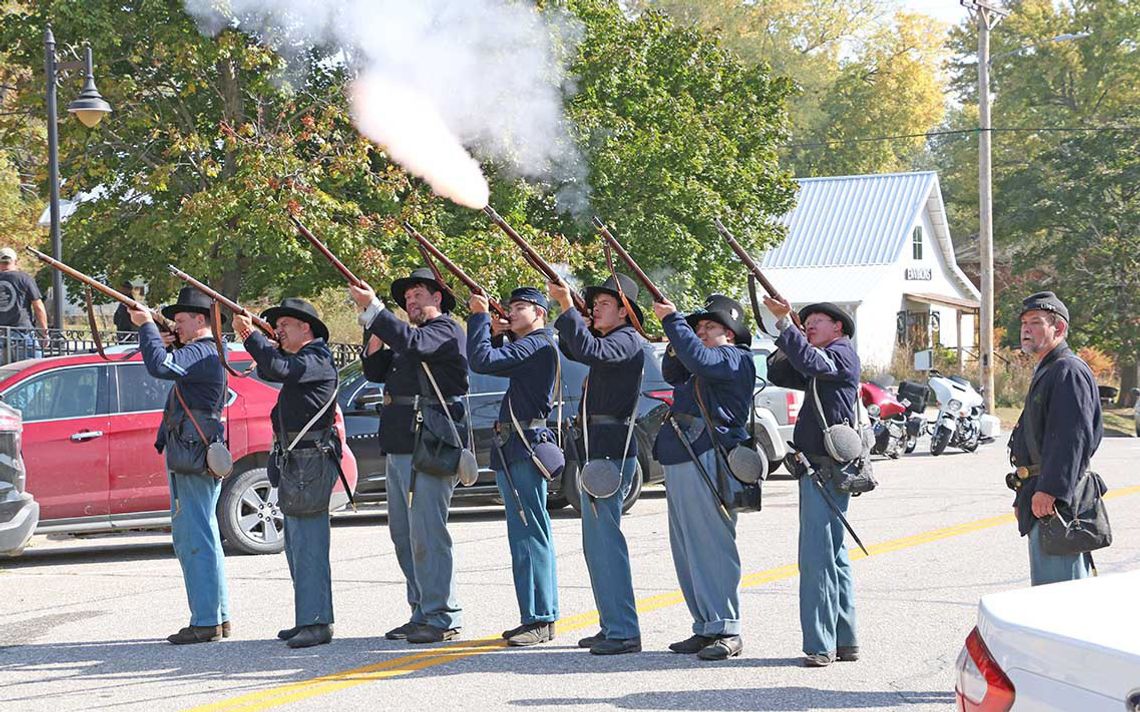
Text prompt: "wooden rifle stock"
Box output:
[[713, 218, 804, 331], [591, 217, 666, 303], [288, 214, 365, 288], [402, 223, 508, 320], [482, 205, 588, 316], [167, 265, 275, 336], [25, 247, 178, 337]]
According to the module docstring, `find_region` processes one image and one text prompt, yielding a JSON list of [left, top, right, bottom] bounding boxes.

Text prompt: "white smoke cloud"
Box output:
[[184, 0, 588, 211]]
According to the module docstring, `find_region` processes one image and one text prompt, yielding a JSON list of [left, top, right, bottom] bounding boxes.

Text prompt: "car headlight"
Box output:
[[948, 399, 962, 412], [867, 404, 881, 418]]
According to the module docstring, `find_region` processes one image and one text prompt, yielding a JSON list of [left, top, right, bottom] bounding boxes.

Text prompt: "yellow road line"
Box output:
[[191, 484, 1140, 712]]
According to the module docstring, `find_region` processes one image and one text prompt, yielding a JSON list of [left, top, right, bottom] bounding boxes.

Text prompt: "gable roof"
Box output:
[[762, 171, 979, 300], [763, 171, 937, 268]]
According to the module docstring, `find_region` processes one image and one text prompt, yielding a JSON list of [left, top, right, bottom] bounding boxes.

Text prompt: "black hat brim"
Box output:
[[390, 276, 456, 314], [685, 310, 751, 346], [160, 304, 229, 325], [798, 303, 855, 338], [584, 286, 644, 326], [261, 306, 329, 341]]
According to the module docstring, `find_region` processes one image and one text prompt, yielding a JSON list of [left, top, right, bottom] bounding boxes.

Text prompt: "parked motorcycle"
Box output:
[[860, 381, 911, 459], [926, 371, 985, 456]]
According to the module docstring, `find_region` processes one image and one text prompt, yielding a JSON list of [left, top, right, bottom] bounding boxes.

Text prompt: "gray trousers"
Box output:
[[664, 450, 742, 636], [385, 454, 462, 630]]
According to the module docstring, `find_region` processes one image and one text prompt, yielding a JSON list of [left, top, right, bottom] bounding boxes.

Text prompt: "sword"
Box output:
[[790, 450, 870, 556]]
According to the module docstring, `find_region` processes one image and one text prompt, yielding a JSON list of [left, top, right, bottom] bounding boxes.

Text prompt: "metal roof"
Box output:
[[763, 172, 939, 268]]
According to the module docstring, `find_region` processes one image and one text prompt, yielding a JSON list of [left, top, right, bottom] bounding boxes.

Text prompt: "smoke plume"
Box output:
[[184, 0, 588, 211]]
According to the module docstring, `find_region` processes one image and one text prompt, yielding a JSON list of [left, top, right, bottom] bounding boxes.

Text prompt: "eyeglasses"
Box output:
[[804, 317, 836, 328]]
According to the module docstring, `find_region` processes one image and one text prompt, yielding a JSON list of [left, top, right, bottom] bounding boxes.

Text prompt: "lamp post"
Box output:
[[44, 25, 112, 329]]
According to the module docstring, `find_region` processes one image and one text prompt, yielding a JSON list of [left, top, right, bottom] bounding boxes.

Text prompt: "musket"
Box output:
[[25, 247, 179, 340], [168, 265, 275, 337], [592, 217, 666, 303], [288, 214, 366, 288], [714, 217, 804, 332], [402, 222, 509, 321], [482, 205, 588, 316]]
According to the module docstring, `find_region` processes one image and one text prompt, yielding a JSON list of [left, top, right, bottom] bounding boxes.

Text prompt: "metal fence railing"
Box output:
[[0, 325, 360, 369]]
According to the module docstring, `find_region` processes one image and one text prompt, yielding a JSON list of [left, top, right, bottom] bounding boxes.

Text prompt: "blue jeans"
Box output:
[[385, 454, 462, 630], [798, 472, 857, 656], [1028, 522, 1091, 586], [580, 457, 639, 640], [496, 458, 559, 625], [284, 513, 333, 627], [664, 451, 742, 636], [169, 472, 229, 627]]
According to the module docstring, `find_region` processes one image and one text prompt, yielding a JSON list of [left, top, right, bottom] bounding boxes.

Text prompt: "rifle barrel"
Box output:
[[168, 265, 275, 335], [288, 214, 365, 288], [714, 218, 804, 330], [26, 247, 172, 330], [592, 217, 666, 303], [482, 206, 588, 315], [403, 223, 508, 320]]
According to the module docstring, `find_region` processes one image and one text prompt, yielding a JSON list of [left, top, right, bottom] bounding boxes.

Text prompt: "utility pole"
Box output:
[[962, 0, 1007, 413]]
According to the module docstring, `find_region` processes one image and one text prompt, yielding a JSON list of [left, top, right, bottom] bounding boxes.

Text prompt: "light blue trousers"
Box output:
[[580, 457, 639, 640], [284, 513, 333, 627], [169, 472, 229, 627], [798, 472, 857, 656], [496, 459, 559, 625], [385, 454, 462, 630], [664, 451, 742, 636], [1028, 522, 1091, 586]]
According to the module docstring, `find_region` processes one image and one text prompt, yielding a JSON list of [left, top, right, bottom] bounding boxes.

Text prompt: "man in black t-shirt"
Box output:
[[0, 247, 48, 361]]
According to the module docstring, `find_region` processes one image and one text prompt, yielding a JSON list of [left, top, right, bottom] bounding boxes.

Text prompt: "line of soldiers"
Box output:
[[130, 265, 867, 667]]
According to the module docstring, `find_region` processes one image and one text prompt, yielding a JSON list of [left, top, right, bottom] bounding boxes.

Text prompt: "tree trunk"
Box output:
[[1119, 359, 1138, 407]]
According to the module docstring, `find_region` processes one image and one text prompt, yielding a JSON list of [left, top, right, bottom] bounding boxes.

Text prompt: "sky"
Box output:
[[902, 0, 970, 27]]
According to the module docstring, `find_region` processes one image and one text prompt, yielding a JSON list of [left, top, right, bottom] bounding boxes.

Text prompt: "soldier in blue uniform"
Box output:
[[651, 294, 755, 661], [350, 268, 468, 644], [1008, 291, 1102, 586], [128, 288, 230, 645], [551, 274, 645, 656], [467, 287, 561, 647], [233, 298, 340, 648], [764, 296, 861, 668]]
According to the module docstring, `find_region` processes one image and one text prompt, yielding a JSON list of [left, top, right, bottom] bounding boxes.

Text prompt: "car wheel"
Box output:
[[217, 466, 285, 555]]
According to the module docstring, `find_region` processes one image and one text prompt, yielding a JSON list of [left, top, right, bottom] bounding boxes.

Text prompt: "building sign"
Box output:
[[905, 267, 932, 281]]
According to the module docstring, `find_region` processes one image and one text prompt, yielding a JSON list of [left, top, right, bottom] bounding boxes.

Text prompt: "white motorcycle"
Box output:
[[927, 371, 986, 456]]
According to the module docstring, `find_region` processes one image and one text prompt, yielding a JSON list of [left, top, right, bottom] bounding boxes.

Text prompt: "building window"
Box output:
[[912, 226, 923, 260]]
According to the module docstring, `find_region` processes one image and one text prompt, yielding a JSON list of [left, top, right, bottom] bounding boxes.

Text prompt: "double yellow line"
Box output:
[[192, 485, 1140, 712]]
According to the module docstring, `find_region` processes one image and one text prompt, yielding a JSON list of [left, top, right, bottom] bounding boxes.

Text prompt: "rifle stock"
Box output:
[[403, 223, 508, 320], [26, 247, 178, 337], [591, 217, 666, 304], [482, 205, 588, 316], [168, 265, 275, 336], [288, 214, 366, 288], [713, 218, 804, 331]]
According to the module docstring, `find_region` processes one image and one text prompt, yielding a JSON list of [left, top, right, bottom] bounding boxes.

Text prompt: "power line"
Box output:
[[781, 125, 1140, 149]]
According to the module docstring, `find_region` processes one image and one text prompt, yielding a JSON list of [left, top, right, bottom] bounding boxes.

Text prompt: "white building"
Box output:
[[758, 171, 980, 370]]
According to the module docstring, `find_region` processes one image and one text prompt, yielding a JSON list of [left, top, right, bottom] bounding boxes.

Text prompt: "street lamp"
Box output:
[[44, 25, 112, 329]]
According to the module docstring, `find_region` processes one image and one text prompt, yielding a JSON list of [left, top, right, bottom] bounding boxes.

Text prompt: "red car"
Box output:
[[0, 347, 357, 555]]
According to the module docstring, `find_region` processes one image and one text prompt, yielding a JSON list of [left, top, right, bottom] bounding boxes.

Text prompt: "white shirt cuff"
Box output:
[[776, 315, 793, 332], [357, 297, 384, 327]]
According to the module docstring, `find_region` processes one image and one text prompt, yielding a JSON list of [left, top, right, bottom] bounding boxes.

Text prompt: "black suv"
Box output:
[[339, 342, 671, 514]]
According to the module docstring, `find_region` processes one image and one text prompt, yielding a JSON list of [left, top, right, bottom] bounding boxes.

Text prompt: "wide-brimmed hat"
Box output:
[[507, 286, 549, 313], [685, 294, 751, 346], [584, 273, 644, 326], [390, 267, 455, 313], [161, 286, 227, 323], [798, 302, 854, 338], [261, 297, 329, 341]]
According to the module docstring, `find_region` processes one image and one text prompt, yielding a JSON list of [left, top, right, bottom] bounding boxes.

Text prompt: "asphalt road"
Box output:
[[2, 436, 1139, 712]]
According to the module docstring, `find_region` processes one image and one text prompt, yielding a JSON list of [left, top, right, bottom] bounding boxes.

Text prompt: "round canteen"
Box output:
[[580, 459, 623, 499]]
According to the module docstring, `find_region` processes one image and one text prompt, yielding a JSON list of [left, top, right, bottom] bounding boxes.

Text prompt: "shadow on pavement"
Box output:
[[512, 687, 958, 709]]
